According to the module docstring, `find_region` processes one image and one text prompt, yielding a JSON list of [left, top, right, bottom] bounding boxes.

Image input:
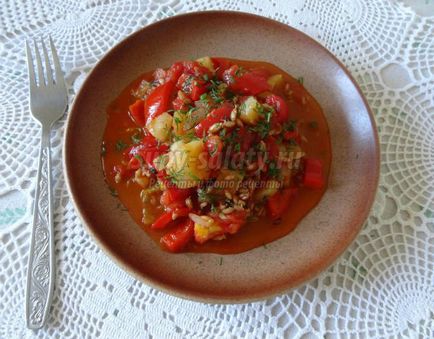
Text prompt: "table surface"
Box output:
[[0, 0, 433, 338]]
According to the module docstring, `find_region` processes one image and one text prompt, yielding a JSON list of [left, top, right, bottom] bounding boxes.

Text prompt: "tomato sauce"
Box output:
[[102, 58, 331, 254]]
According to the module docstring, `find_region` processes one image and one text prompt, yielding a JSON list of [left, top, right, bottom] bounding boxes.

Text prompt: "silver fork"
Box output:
[[25, 37, 67, 329]]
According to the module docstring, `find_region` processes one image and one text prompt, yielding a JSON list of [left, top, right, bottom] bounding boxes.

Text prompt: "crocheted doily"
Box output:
[[0, 0, 433, 338]]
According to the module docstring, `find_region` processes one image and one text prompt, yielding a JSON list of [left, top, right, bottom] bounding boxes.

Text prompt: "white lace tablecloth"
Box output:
[[1, 0, 433, 338]]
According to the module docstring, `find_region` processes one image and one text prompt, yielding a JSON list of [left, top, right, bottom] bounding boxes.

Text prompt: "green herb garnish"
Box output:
[[234, 142, 241, 152], [268, 161, 281, 178], [168, 165, 190, 185], [187, 106, 198, 114], [189, 171, 201, 182], [183, 75, 194, 91], [208, 79, 225, 103], [210, 79, 221, 87], [234, 66, 244, 77], [257, 103, 273, 122], [131, 133, 142, 144], [197, 189, 209, 202], [283, 120, 297, 132], [226, 90, 235, 100], [210, 91, 223, 103], [198, 188, 220, 205], [249, 120, 270, 138], [184, 130, 199, 141], [174, 116, 182, 129], [265, 109, 272, 123], [220, 128, 237, 146], [171, 134, 183, 142], [209, 142, 219, 157], [248, 105, 273, 138], [308, 121, 318, 129], [134, 154, 144, 166], [115, 140, 127, 151], [297, 77, 304, 85]]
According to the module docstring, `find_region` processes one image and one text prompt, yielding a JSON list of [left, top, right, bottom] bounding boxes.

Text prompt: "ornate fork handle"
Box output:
[[26, 126, 55, 329]]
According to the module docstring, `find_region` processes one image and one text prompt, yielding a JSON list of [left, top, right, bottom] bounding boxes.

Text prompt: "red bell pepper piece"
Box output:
[[145, 81, 175, 126], [232, 72, 270, 95], [151, 211, 174, 229], [212, 57, 232, 79], [223, 65, 270, 95], [250, 68, 270, 79], [303, 158, 325, 189], [172, 95, 189, 111], [236, 127, 256, 152], [176, 73, 207, 101], [167, 205, 191, 218], [283, 130, 299, 141], [165, 62, 184, 83], [129, 142, 169, 169], [214, 210, 247, 234], [267, 188, 298, 219], [153, 68, 166, 82], [160, 219, 194, 252], [160, 187, 193, 207], [113, 164, 135, 180], [127, 156, 141, 170], [265, 94, 289, 124], [152, 205, 192, 230], [190, 82, 207, 101], [128, 99, 146, 126], [141, 134, 158, 148], [194, 102, 233, 137], [183, 61, 211, 78], [157, 170, 172, 188], [176, 73, 191, 91]]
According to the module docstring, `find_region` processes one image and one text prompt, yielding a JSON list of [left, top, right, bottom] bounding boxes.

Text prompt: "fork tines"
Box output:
[[25, 37, 63, 88]]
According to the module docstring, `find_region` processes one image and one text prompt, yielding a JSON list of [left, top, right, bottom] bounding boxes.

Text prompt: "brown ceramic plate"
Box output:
[[64, 11, 379, 302]]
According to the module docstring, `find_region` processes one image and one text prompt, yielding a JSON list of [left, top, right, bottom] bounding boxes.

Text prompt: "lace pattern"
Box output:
[[0, 0, 433, 338]]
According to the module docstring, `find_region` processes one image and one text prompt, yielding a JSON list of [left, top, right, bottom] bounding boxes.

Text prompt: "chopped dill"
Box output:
[[115, 140, 127, 151], [131, 132, 142, 144]]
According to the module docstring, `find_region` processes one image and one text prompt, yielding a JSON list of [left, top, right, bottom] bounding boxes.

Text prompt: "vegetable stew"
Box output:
[[102, 57, 331, 253]]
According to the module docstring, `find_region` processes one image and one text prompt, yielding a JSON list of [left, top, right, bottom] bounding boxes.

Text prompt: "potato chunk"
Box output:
[[239, 96, 260, 125], [147, 112, 172, 142], [194, 220, 224, 244], [196, 56, 215, 72], [165, 139, 210, 187], [267, 74, 284, 90], [172, 110, 187, 136], [172, 107, 208, 137], [254, 180, 280, 201]]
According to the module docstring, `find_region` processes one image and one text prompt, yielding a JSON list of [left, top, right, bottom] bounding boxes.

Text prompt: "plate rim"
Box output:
[[63, 10, 380, 303]]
